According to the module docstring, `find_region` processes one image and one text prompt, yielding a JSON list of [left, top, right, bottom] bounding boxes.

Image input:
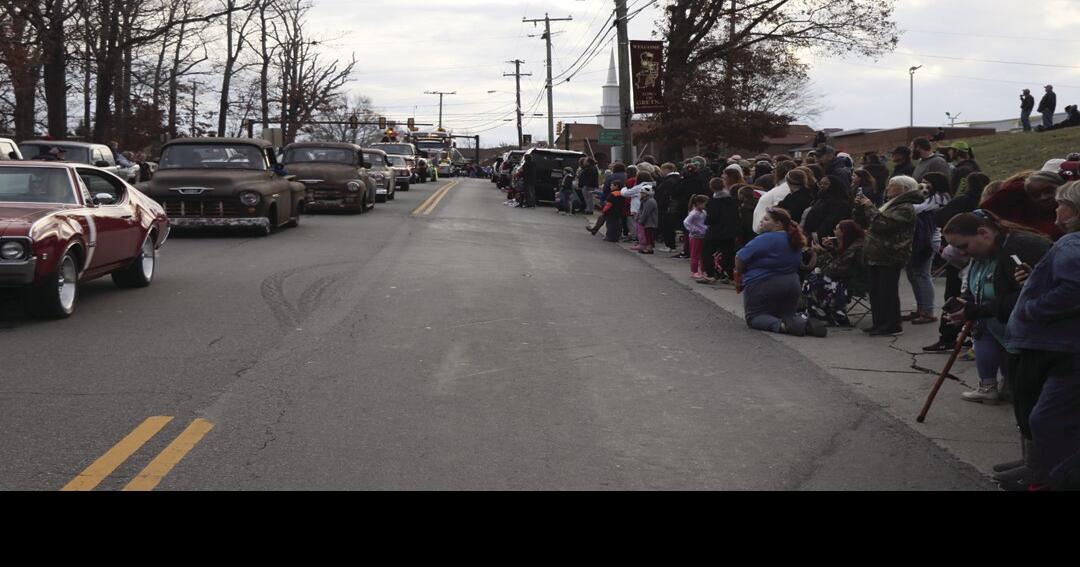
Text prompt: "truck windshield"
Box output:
[[284, 147, 355, 165], [372, 144, 414, 156], [159, 145, 267, 170]]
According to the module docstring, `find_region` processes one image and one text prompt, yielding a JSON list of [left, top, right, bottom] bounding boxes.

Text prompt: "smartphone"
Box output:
[[1010, 255, 1024, 267], [856, 188, 865, 199], [943, 297, 964, 313]]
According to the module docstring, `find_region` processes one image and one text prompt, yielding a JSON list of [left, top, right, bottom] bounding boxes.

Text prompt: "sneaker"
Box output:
[[806, 318, 829, 338], [911, 314, 937, 325], [671, 253, 689, 259], [961, 385, 1000, 404], [922, 340, 953, 353], [901, 312, 919, 322], [868, 328, 904, 337]]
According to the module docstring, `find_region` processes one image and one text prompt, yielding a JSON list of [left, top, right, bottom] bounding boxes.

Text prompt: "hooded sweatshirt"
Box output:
[[913, 152, 951, 183]]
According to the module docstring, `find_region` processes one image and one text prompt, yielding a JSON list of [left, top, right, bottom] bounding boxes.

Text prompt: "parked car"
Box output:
[[362, 148, 395, 203], [0, 161, 169, 318], [522, 148, 585, 202], [282, 142, 376, 214], [499, 150, 525, 188], [386, 155, 411, 192], [0, 138, 22, 160], [490, 157, 503, 183], [18, 140, 138, 183], [137, 137, 304, 236]]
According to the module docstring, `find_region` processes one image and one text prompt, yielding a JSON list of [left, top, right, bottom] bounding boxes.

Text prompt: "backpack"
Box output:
[[912, 210, 936, 256]]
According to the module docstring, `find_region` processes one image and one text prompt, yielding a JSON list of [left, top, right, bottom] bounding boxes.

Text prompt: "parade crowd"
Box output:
[[517, 135, 1080, 491]]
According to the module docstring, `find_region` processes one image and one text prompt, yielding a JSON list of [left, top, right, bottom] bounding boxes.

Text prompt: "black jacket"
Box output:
[[1022, 94, 1035, 112], [521, 161, 537, 185], [779, 187, 814, 224], [578, 165, 599, 188], [962, 232, 1052, 324], [1039, 91, 1057, 114], [864, 163, 890, 199], [892, 161, 915, 178], [803, 196, 853, 238], [951, 159, 982, 195], [934, 184, 983, 230], [655, 173, 680, 214], [825, 158, 853, 192], [704, 193, 740, 241]]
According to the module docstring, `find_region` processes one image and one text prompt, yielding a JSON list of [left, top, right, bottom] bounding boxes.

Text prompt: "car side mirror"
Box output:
[[94, 193, 116, 205], [273, 163, 287, 176], [94, 160, 111, 168]]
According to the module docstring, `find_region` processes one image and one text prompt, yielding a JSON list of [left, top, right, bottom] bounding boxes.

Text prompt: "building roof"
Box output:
[[762, 124, 817, 146]]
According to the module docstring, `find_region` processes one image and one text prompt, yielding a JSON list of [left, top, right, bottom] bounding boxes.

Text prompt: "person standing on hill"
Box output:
[[1039, 85, 1057, 130], [1021, 89, 1036, 132]]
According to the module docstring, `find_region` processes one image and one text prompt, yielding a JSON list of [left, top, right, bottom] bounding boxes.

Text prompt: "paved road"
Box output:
[[0, 177, 990, 490]]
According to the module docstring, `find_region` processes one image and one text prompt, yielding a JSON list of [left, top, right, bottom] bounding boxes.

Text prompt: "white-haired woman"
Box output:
[[853, 175, 925, 336]]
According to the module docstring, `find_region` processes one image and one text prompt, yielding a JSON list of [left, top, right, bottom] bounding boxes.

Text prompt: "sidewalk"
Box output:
[[577, 215, 1018, 483]]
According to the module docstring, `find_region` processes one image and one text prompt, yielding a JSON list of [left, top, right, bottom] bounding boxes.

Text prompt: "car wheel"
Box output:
[[39, 248, 80, 319], [113, 233, 157, 289], [401, 182, 410, 192]]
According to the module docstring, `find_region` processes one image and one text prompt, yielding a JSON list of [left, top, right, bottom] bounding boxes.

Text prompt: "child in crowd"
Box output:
[[638, 187, 659, 254], [684, 194, 709, 279]]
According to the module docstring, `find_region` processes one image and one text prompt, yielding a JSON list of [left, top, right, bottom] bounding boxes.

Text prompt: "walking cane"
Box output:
[[917, 320, 975, 423]]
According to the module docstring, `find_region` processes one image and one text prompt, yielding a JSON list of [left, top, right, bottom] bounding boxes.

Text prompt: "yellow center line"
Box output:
[[123, 418, 215, 492], [421, 180, 459, 216], [61, 416, 173, 492], [411, 181, 455, 216]]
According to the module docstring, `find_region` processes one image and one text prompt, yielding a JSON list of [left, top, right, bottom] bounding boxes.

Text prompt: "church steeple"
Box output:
[[598, 48, 623, 160], [605, 49, 618, 86]]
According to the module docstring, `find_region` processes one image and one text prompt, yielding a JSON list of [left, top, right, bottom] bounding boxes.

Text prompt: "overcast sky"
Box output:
[[307, 0, 1080, 146]]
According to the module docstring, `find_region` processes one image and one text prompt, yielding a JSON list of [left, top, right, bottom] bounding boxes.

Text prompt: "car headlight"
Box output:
[[347, 181, 361, 192], [1, 241, 27, 261], [239, 192, 261, 206]]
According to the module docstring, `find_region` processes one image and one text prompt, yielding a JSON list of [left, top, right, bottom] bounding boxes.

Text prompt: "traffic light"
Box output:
[[556, 121, 564, 136], [378, 116, 386, 130], [349, 115, 359, 130]]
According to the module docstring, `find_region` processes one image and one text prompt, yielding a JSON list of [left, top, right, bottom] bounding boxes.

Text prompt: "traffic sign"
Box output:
[[599, 128, 622, 145]]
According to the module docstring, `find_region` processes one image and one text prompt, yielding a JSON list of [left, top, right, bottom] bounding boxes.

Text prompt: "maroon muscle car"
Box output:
[[0, 162, 169, 318]]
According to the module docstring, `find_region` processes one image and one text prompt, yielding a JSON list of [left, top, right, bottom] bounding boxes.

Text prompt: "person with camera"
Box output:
[[1004, 181, 1080, 489], [802, 220, 868, 327], [941, 210, 1052, 406], [1021, 89, 1036, 132]]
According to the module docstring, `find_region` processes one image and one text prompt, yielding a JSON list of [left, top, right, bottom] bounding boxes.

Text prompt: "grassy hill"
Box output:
[[948, 126, 1080, 182]]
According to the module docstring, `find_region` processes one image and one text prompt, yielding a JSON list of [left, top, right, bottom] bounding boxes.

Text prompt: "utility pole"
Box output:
[[909, 65, 922, 128], [504, 60, 532, 149], [614, 1, 633, 163], [524, 13, 572, 147], [424, 90, 456, 129]]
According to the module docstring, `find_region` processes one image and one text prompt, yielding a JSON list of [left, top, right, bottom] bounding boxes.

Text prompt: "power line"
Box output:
[[905, 29, 1080, 44], [907, 52, 1080, 70]]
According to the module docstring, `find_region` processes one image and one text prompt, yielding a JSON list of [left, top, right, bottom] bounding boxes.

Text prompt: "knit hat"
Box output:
[[1028, 170, 1065, 186]]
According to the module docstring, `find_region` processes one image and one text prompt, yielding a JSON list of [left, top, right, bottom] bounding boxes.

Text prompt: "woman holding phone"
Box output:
[[941, 210, 1051, 405]]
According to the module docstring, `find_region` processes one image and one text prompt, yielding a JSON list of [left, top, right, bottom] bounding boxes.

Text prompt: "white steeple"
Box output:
[[599, 48, 623, 160]]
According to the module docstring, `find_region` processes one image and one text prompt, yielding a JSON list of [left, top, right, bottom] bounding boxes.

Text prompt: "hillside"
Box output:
[[949, 126, 1080, 182]]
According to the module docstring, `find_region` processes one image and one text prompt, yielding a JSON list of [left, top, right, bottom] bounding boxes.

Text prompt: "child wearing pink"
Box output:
[[683, 195, 709, 279]]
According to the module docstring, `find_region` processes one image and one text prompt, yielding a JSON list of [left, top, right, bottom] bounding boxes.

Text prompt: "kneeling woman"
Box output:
[[735, 207, 828, 337]]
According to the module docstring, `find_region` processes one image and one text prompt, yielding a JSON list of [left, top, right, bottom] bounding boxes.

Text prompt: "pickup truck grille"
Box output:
[[160, 199, 242, 218]]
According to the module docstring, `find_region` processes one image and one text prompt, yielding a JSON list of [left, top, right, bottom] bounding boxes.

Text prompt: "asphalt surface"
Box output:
[[0, 177, 990, 490]]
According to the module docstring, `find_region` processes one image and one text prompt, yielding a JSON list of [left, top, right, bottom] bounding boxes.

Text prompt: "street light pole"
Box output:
[[504, 61, 531, 149], [524, 13, 572, 147], [909, 65, 922, 128], [424, 91, 456, 129]]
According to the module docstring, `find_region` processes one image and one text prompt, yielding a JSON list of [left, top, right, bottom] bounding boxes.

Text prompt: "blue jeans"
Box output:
[[905, 252, 935, 315], [1021, 110, 1032, 131], [743, 273, 802, 334], [1029, 354, 1080, 484], [1043, 111, 1055, 129], [974, 322, 1009, 387]]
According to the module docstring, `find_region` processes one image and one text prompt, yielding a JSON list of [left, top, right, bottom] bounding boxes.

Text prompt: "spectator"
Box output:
[[592, 179, 626, 242], [904, 171, 952, 325], [109, 141, 135, 168], [40, 146, 66, 161], [778, 168, 815, 225], [852, 168, 882, 206], [752, 160, 775, 190], [638, 187, 659, 254], [752, 160, 797, 233], [891, 146, 915, 178], [911, 137, 951, 183], [684, 194, 709, 279], [930, 127, 947, 142], [854, 175, 925, 337], [982, 171, 1066, 240], [655, 163, 682, 252], [1021, 89, 1036, 132], [1005, 181, 1080, 489], [803, 219, 868, 327], [1041, 104, 1080, 132], [737, 185, 760, 247], [577, 157, 600, 215], [1038, 85, 1057, 130], [924, 172, 993, 352], [861, 153, 891, 200], [803, 174, 853, 239], [944, 141, 981, 196], [734, 207, 827, 337], [942, 210, 1051, 407], [556, 167, 578, 215], [673, 160, 710, 257], [628, 171, 656, 249], [700, 175, 740, 283], [519, 153, 537, 208]]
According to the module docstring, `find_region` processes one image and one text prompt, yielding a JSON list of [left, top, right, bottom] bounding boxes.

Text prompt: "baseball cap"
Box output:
[[950, 141, 971, 153]]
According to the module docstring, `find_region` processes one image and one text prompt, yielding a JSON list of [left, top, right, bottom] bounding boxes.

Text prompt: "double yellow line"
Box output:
[[411, 180, 459, 216], [61, 416, 214, 491]]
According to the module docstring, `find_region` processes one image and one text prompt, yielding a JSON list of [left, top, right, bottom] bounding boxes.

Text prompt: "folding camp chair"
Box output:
[[845, 292, 872, 327]]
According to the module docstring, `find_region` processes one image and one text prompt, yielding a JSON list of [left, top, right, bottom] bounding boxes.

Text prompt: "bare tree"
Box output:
[[0, 2, 42, 140], [215, 0, 257, 136], [301, 93, 379, 144]]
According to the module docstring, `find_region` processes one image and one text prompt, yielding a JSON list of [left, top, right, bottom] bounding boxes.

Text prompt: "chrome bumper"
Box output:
[[0, 258, 37, 286], [170, 217, 271, 229]]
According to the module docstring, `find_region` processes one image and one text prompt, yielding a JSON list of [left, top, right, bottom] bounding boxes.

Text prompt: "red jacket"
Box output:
[[981, 179, 1064, 240]]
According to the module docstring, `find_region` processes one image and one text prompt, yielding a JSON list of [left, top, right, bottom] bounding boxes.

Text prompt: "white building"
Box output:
[[597, 50, 624, 162]]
